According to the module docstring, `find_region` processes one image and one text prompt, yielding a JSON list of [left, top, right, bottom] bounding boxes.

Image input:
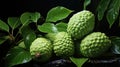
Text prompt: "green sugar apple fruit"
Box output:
[[30, 38, 52, 62], [67, 10, 95, 40], [80, 32, 111, 58], [53, 32, 74, 58]]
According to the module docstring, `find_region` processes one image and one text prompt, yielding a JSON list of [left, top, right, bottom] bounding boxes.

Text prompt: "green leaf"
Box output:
[[5, 46, 32, 67], [107, 9, 119, 28], [83, 0, 91, 10], [20, 12, 40, 25], [38, 23, 58, 33], [8, 17, 21, 29], [18, 41, 26, 49], [46, 6, 73, 22], [110, 36, 120, 54], [0, 36, 9, 45], [56, 22, 67, 32], [21, 26, 36, 49], [97, 0, 110, 21], [108, 0, 120, 9], [0, 20, 9, 32], [106, 0, 120, 28], [70, 57, 88, 67]]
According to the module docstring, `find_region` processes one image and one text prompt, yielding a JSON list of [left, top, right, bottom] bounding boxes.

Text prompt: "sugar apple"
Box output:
[[80, 32, 111, 58], [67, 10, 95, 40], [53, 32, 74, 58], [30, 38, 52, 62]]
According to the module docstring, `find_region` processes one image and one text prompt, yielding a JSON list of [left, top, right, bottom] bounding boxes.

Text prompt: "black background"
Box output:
[[0, 0, 84, 20]]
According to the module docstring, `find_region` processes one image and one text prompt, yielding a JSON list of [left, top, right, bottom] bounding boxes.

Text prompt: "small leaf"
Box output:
[[8, 17, 21, 29], [21, 26, 36, 49], [5, 46, 32, 67], [46, 6, 73, 22], [0, 36, 9, 45], [83, 0, 91, 10], [106, 0, 120, 28], [0, 20, 9, 32], [20, 12, 40, 25], [97, 0, 110, 21], [56, 22, 67, 32], [18, 41, 26, 49], [70, 57, 88, 67], [38, 23, 58, 33], [110, 36, 120, 54]]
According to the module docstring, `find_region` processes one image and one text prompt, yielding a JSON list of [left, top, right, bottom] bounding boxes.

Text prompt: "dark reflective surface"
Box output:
[[10, 59, 120, 67]]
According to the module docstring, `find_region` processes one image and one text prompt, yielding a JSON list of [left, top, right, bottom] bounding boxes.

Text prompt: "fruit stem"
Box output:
[[35, 52, 41, 58]]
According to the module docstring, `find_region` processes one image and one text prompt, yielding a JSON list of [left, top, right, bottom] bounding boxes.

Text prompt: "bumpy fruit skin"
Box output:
[[67, 10, 95, 39], [80, 32, 111, 58], [53, 32, 74, 58], [30, 38, 52, 62]]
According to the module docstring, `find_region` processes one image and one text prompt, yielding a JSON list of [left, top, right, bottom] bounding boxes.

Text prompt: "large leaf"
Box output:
[[97, 0, 110, 21], [111, 36, 120, 54], [5, 46, 32, 67], [8, 17, 21, 29], [83, 0, 91, 10], [56, 22, 67, 32], [21, 26, 36, 49], [106, 0, 120, 28], [38, 23, 58, 33], [20, 12, 40, 26], [70, 57, 88, 67], [46, 6, 73, 22], [0, 20, 9, 32], [0, 36, 9, 45]]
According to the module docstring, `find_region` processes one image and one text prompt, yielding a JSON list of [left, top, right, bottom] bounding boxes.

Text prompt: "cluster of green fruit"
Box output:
[[30, 10, 111, 63]]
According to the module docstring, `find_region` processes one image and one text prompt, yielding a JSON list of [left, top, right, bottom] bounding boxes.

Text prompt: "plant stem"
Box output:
[[15, 25, 24, 38], [8, 32, 15, 42]]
